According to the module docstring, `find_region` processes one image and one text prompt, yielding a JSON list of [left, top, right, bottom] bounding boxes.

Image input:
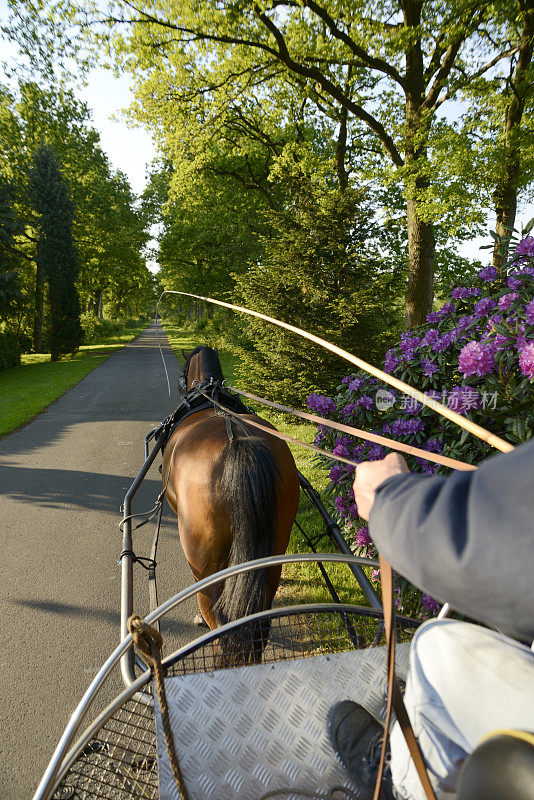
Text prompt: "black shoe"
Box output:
[[327, 700, 395, 799]]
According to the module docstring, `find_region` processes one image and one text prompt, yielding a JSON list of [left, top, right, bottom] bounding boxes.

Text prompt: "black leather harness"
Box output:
[[145, 378, 252, 453]]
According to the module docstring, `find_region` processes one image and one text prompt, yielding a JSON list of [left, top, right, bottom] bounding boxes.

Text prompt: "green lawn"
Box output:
[[0, 321, 148, 438], [162, 321, 370, 607]]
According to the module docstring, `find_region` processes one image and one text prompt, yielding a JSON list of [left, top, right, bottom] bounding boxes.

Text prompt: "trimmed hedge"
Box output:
[[0, 331, 20, 370]]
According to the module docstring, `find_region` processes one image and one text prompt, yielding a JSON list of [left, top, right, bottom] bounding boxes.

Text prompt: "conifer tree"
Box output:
[[30, 144, 83, 360]]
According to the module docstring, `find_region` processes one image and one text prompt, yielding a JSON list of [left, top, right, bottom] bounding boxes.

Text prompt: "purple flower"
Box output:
[[341, 376, 350, 384], [421, 594, 441, 614], [352, 444, 365, 461], [384, 349, 401, 373], [358, 395, 374, 410], [334, 496, 351, 517], [508, 276, 523, 290], [329, 464, 344, 485], [355, 526, 371, 547], [516, 235, 534, 257], [314, 431, 325, 446], [347, 502, 358, 518], [340, 402, 357, 418], [422, 328, 440, 346], [391, 418, 425, 437], [426, 311, 440, 324], [498, 292, 519, 312], [422, 359, 439, 376], [433, 333, 453, 353], [436, 301, 455, 318], [458, 341, 496, 378], [478, 265, 499, 282], [457, 314, 475, 330], [451, 286, 469, 299], [447, 385, 481, 414], [425, 437, 443, 453], [518, 342, 534, 379], [486, 314, 503, 330], [333, 443, 350, 458], [525, 300, 534, 326], [348, 377, 364, 393], [307, 393, 337, 415], [473, 297, 496, 318], [399, 334, 422, 360], [367, 444, 385, 461], [490, 333, 510, 350], [451, 286, 481, 299]]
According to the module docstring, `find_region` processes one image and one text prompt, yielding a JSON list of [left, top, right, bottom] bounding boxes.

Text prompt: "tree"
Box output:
[[0, 81, 153, 340], [102, 0, 519, 326], [0, 178, 23, 322], [229, 176, 403, 404], [491, 0, 534, 266], [29, 143, 82, 359]]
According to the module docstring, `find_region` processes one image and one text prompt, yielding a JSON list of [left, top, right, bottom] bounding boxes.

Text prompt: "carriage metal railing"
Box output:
[[33, 551, 423, 800]]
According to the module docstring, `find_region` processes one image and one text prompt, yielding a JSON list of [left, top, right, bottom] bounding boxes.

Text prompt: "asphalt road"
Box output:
[[0, 323, 198, 799]]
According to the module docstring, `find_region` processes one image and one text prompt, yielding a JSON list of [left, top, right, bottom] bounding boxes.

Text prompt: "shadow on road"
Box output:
[[0, 464, 163, 514]]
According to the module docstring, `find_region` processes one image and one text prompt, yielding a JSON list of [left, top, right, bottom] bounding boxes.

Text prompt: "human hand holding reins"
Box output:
[[353, 453, 409, 521]]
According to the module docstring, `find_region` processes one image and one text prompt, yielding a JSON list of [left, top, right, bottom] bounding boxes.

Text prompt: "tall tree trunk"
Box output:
[[96, 288, 103, 319], [403, 0, 435, 328], [405, 197, 435, 326], [493, 0, 534, 269], [33, 258, 44, 352]]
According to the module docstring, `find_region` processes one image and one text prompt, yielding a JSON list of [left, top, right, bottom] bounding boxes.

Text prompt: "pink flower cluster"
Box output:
[[458, 341, 496, 378]]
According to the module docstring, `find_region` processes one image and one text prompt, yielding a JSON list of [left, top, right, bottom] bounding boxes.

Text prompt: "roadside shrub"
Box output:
[[311, 229, 534, 619], [81, 315, 122, 344], [0, 330, 20, 370]]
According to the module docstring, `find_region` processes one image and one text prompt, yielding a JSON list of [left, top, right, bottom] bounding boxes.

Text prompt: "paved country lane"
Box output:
[[0, 323, 199, 799]]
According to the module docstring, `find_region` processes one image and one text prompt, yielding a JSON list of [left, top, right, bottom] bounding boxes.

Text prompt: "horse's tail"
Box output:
[[214, 435, 279, 664]]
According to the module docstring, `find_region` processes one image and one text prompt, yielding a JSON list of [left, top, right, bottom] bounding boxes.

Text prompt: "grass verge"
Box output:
[[162, 322, 370, 608], [0, 320, 148, 438]]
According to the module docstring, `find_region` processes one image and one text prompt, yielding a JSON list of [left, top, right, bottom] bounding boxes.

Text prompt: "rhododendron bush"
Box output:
[[309, 229, 534, 618]]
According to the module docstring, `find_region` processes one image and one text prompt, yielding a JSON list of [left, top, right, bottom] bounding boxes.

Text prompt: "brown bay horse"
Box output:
[[162, 346, 299, 661]]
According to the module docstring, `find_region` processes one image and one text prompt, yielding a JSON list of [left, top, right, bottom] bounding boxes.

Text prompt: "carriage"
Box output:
[[33, 346, 423, 800]]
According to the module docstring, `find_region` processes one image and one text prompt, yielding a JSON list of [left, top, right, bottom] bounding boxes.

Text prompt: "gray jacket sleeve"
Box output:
[[369, 437, 534, 641]]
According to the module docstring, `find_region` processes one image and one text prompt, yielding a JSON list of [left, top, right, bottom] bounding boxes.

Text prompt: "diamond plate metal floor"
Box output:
[[155, 644, 410, 800]]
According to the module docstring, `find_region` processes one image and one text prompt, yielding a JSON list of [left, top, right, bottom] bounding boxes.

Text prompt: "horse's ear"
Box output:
[[181, 349, 190, 359]]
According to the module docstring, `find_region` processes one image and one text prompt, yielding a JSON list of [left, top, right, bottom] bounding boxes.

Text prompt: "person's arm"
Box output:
[[354, 442, 534, 641]]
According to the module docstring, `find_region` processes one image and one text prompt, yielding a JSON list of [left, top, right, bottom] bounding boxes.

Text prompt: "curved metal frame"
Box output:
[[34, 552, 392, 800], [37, 599, 401, 799]]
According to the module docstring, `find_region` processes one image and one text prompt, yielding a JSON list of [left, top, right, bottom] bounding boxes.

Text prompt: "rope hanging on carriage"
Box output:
[[127, 615, 192, 800]]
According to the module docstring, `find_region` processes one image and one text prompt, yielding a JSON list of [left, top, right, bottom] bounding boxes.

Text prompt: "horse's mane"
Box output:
[[185, 346, 224, 382]]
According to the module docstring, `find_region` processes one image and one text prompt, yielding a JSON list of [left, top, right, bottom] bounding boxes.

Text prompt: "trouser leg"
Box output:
[[390, 619, 534, 800]]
